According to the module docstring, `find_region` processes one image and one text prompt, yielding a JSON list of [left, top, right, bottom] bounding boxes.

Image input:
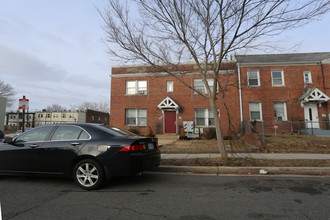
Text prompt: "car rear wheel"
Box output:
[[73, 159, 105, 190]]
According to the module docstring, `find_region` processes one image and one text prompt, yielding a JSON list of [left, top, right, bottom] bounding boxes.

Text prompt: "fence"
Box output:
[[241, 120, 330, 146]]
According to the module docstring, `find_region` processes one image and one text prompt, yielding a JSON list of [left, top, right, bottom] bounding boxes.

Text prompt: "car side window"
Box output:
[[16, 127, 54, 143], [51, 126, 89, 141], [78, 130, 90, 140]]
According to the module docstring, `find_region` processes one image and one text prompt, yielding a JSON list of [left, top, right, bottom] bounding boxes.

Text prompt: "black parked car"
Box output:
[[0, 130, 4, 139], [0, 123, 161, 190]]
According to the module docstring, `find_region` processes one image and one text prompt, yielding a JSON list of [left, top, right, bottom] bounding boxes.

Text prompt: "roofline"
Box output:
[[233, 52, 330, 66], [111, 60, 235, 69]]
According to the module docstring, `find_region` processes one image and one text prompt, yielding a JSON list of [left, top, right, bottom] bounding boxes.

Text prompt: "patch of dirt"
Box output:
[[161, 158, 330, 167]]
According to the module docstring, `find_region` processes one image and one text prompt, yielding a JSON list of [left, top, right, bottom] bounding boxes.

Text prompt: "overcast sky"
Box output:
[[1, 0, 330, 112]]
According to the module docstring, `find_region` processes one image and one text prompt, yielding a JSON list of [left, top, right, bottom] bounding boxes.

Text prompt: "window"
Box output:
[[125, 109, 147, 126], [16, 126, 54, 143], [247, 70, 260, 86], [38, 114, 44, 118], [126, 80, 147, 95], [167, 81, 174, 92], [51, 126, 90, 141], [53, 113, 59, 118], [271, 70, 284, 86], [62, 114, 66, 118], [194, 78, 215, 93], [303, 71, 312, 84], [195, 109, 216, 127], [69, 114, 75, 118], [249, 102, 262, 120], [274, 102, 287, 121], [46, 113, 51, 118]]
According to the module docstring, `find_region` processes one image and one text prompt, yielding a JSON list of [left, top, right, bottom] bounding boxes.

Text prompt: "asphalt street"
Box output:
[[0, 173, 329, 219]]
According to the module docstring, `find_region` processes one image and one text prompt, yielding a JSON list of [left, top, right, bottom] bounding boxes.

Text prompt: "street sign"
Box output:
[[19, 98, 29, 110]]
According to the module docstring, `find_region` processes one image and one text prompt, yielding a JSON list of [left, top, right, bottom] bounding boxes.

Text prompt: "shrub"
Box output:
[[128, 127, 140, 135], [205, 127, 217, 140]]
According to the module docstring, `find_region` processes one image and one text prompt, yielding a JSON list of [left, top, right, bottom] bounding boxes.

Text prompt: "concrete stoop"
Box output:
[[156, 134, 180, 146]]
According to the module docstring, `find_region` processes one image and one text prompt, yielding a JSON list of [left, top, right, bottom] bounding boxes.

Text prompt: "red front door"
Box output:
[[164, 111, 176, 133]]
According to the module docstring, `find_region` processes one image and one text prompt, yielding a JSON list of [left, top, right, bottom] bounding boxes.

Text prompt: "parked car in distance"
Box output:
[[0, 130, 4, 140], [0, 123, 161, 190]]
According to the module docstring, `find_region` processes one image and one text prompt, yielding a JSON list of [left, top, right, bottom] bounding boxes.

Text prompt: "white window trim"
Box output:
[[271, 69, 285, 86], [247, 70, 260, 86], [126, 80, 147, 95], [274, 102, 287, 121], [303, 71, 312, 84], [249, 102, 263, 121]]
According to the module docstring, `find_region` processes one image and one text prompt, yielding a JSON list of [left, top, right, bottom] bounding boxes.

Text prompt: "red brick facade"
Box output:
[[110, 53, 330, 135]]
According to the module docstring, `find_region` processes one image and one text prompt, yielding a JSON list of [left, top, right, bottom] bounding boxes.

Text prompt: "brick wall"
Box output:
[[110, 63, 240, 135]]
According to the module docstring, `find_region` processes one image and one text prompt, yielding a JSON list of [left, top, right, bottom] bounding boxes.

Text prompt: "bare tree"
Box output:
[[45, 104, 66, 112], [71, 102, 110, 113], [0, 80, 16, 108], [100, 0, 330, 159]]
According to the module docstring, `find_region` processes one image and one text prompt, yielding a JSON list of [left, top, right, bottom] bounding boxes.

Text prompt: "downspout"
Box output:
[[237, 64, 243, 130]]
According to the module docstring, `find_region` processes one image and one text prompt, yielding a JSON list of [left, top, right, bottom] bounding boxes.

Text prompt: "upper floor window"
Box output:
[[46, 113, 51, 118], [167, 81, 174, 92], [249, 102, 262, 121], [53, 113, 59, 118], [38, 114, 43, 118], [247, 70, 260, 86], [194, 78, 215, 93], [62, 114, 66, 118], [274, 102, 287, 121], [126, 80, 147, 95], [303, 71, 312, 84], [271, 70, 284, 86], [69, 114, 75, 118]]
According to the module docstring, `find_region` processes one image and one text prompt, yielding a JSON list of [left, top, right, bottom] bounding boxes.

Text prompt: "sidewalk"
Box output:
[[157, 153, 330, 176]]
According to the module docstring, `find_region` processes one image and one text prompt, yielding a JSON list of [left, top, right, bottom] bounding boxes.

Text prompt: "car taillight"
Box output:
[[119, 144, 146, 152]]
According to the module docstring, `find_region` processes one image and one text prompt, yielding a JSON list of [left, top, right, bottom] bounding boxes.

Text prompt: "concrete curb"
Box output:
[[154, 166, 330, 175]]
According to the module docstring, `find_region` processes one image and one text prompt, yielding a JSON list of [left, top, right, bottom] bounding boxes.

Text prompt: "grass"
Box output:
[[160, 134, 330, 154], [160, 134, 330, 167]]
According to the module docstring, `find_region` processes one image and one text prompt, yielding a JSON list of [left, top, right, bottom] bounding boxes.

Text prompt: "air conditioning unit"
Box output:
[[138, 90, 146, 95]]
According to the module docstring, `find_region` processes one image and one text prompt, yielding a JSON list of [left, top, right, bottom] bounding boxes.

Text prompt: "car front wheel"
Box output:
[[73, 159, 105, 190]]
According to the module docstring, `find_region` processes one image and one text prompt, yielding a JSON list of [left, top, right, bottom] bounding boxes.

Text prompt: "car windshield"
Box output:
[[96, 126, 138, 137]]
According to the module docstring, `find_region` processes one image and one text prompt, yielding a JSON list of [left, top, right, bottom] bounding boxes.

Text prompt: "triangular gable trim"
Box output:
[[300, 87, 330, 103], [158, 96, 180, 109]]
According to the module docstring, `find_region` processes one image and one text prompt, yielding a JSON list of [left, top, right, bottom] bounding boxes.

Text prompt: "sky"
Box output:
[[1, 0, 330, 112]]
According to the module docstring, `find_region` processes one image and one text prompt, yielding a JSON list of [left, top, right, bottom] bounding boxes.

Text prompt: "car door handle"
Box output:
[[30, 144, 39, 148], [71, 142, 81, 146]]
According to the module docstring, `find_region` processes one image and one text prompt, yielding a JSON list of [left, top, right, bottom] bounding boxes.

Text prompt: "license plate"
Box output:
[[148, 143, 154, 150]]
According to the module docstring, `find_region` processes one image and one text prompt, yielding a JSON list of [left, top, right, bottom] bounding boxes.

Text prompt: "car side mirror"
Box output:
[[4, 136, 13, 144]]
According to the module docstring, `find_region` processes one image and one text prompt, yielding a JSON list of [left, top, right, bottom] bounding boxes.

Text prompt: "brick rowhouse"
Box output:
[[110, 52, 330, 135]]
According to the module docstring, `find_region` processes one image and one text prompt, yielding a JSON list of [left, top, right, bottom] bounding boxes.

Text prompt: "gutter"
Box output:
[[237, 64, 243, 128]]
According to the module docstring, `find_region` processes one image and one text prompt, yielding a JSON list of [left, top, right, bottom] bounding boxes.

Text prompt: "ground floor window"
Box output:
[[249, 102, 262, 120], [195, 109, 215, 127], [274, 102, 287, 121], [125, 109, 147, 126]]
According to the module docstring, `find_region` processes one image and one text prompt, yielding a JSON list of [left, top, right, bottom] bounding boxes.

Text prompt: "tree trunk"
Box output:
[[209, 97, 228, 159]]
